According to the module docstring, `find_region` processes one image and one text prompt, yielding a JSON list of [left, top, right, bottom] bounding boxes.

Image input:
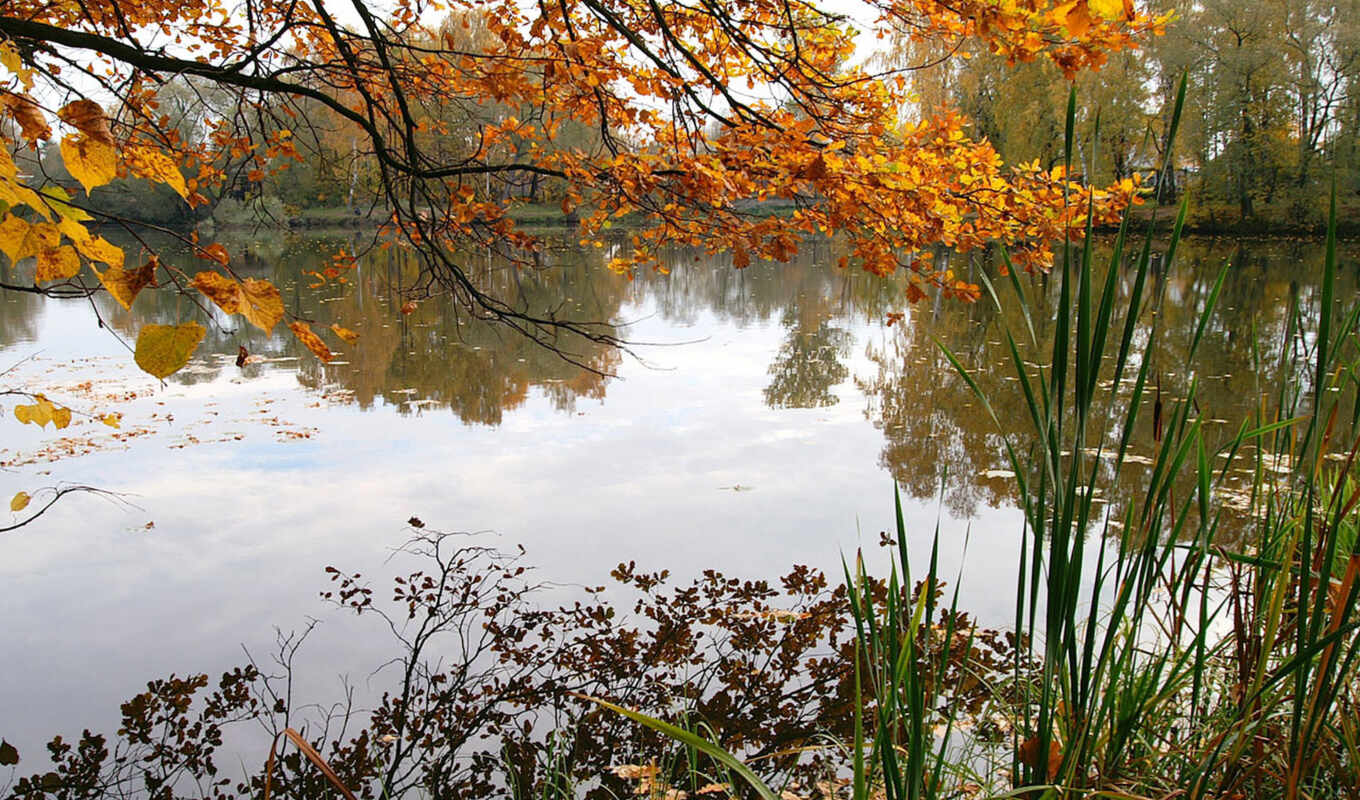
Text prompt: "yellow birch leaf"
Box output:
[[330, 323, 359, 344], [100, 413, 121, 428], [58, 100, 114, 146], [134, 322, 205, 379], [127, 146, 188, 200], [61, 134, 118, 195], [289, 321, 334, 363], [99, 259, 157, 310], [190, 271, 242, 314], [73, 235, 124, 269], [10, 491, 30, 512], [239, 278, 284, 333], [34, 245, 80, 283], [1088, 0, 1123, 19]]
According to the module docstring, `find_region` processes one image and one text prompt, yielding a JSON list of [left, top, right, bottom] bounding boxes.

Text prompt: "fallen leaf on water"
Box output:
[[14, 395, 72, 429]]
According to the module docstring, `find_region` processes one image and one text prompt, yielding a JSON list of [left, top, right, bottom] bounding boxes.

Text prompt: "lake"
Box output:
[[0, 227, 1353, 763]]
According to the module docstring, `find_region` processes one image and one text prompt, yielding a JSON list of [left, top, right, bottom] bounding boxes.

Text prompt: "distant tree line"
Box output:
[[897, 0, 1360, 228]]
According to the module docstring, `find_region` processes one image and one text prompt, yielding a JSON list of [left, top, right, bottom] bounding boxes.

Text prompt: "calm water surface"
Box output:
[[0, 228, 1354, 756]]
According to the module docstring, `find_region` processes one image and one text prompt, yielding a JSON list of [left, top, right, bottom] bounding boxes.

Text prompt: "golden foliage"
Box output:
[[34, 245, 80, 283], [289, 321, 334, 363], [98, 259, 158, 310], [60, 134, 117, 194], [10, 491, 30, 512], [133, 322, 206, 379], [13, 395, 72, 429]]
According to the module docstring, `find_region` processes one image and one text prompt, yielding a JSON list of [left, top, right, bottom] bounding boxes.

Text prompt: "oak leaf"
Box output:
[[34, 245, 80, 283], [330, 323, 359, 344], [134, 322, 205, 379], [57, 99, 114, 146], [60, 134, 118, 194], [289, 321, 334, 362], [99, 259, 157, 310], [10, 491, 31, 512]]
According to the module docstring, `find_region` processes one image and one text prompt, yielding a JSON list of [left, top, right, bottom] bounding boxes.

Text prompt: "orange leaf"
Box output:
[[191, 271, 242, 314], [2, 91, 50, 142], [330, 323, 359, 344], [400, 300, 418, 315], [198, 243, 231, 265], [290, 321, 334, 362]]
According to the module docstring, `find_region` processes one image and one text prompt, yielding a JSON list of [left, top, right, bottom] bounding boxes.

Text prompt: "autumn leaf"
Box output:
[[2, 91, 51, 142], [101, 413, 121, 428], [191, 270, 243, 314], [58, 99, 114, 146], [199, 243, 230, 265], [289, 321, 335, 362], [73, 235, 125, 269], [127, 146, 188, 200], [34, 245, 80, 283], [330, 323, 359, 344], [99, 259, 157, 310], [61, 134, 118, 194], [0, 739, 17, 766], [239, 278, 284, 333], [14, 394, 72, 429], [400, 300, 418, 314], [0, 215, 60, 265], [10, 491, 31, 512], [134, 322, 206, 379]]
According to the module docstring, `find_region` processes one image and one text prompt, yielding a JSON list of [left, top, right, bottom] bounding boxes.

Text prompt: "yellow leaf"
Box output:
[[134, 322, 205, 379], [10, 491, 30, 512], [99, 259, 157, 310], [61, 134, 118, 195], [13, 394, 72, 429], [34, 245, 80, 283], [58, 99, 114, 146], [190, 270, 242, 314], [289, 321, 334, 363], [239, 278, 284, 333], [100, 413, 121, 428], [73, 235, 124, 269], [330, 323, 359, 344], [44, 186, 93, 222], [0, 214, 59, 265], [1088, 0, 1123, 19], [127, 146, 188, 200]]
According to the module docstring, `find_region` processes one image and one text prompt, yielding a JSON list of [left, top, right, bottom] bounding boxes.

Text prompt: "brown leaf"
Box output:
[[57, 99, 114, 146], [236, 345, 249, 368], [2, 91, 50, 142], [400, 300, 418, 315], [99, 258, 157, 310], [407, 516, 424, 528], [198, 242, 230, 265], [289, 321, 334, 362]]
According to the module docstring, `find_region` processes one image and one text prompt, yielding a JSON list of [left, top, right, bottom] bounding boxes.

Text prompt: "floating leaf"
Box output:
[[58, 99, 114, 146], [10, 491, 31, 512], [289, 321, 334, 363], [2, 91, 50, 142], [99, 259, 157, 310], [34, 245, 80, 283], [127, 146, 188, 200], [191, 270, 242, 314], [331, 323, 359, 344], [240, 278, 284, 333], [134, 322, 205, 379], [14, 395, 72, 429], [61, 134, 117, 195], [100, 413, 121, 428]]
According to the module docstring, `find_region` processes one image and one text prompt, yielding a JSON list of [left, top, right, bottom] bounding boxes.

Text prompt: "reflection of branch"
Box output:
[[1, 485, 120, 533]]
